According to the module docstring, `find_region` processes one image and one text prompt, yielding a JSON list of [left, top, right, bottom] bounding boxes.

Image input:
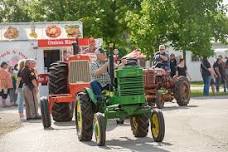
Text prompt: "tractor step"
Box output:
[[48, 94, 74, 103]]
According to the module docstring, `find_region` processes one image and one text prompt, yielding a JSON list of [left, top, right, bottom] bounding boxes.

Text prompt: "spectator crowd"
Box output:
[[0, 59, 40, 121], [200, 56, 228, 96]]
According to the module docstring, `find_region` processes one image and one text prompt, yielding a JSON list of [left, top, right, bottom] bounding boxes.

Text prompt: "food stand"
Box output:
[[0, 21, 102, 96]]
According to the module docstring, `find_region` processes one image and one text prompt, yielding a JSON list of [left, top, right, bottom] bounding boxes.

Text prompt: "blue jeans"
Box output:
[[202, 75, 211, 96], [90, 80, 110, 100], [16, 88, 24, 113]]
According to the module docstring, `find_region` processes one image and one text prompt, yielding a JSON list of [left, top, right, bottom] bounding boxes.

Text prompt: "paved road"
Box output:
[[0, 97, 228, 152]]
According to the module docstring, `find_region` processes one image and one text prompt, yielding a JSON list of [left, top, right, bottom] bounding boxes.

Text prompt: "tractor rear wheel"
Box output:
[[94, 113, 106, 146], [48, 62, 68, 94], [130, 114, 149, 137], [52, 103, 74, 122], [174, 76, 190, 106], [48, 62, 73, 122], [75, 92, 94, 141], [150, 109, 165, 142], [40, 97, 51, 128]]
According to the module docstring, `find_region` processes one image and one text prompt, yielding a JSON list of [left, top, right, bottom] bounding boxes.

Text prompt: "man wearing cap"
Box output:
[[154, 45, 170, 71], [90, 48, 126, 101], [0, 62, 13, 107]]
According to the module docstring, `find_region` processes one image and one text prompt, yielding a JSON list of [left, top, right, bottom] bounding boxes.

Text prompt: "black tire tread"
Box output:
[[40, 97, 51, 128], [151, 109, 165, 142], [76, 92, 94, 141], [52, 103, 73, 122], [130, 115, 149, 137], [94, 113, 106, 146], [174, 76, 191, 106]]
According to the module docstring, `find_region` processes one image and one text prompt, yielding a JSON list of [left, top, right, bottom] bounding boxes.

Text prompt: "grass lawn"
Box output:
[[191, 81, 204, 87], [191, 89, 228, 97], [190, 82, 228, 97]]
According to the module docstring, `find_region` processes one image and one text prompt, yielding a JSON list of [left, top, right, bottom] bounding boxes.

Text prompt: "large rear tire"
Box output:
[[174, 76, 191, 106], [130, 114, 149, 137], [48, 62, 73, 122], [40, 97, 51, 128], [150, 109, 165, 142], [49, 62, 68, 94], [75, 92, 94, 141], [52, 103, 74, 122]]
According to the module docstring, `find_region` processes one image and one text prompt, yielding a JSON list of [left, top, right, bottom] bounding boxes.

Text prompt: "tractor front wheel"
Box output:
[[94, 113, 106, 146], [150, 109, 165, 142], [75, 92, 93, 141], [130, 115, 149, 137], [40, 97, 51, 128]]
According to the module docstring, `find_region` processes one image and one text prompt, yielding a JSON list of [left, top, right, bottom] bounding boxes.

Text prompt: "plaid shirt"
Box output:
[[90, 61, 110, 87]]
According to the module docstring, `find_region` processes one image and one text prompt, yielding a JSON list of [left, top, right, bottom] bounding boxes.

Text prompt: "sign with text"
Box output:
[[38, 38, 92, 47]]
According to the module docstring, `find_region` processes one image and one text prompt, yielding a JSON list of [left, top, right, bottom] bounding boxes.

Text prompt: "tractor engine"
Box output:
[[114, 64, 145, 105], [144, 68, 175, 103]]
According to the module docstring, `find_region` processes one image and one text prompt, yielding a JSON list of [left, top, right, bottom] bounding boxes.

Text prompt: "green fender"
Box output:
[[84, 88, 98, 105]]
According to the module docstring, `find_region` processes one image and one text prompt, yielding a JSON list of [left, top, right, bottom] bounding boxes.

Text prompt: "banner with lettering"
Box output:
[[0, 41, 44, 72]]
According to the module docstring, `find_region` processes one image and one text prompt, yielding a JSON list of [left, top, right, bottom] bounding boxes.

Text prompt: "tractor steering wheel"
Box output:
[[125, 58, 138, 66]]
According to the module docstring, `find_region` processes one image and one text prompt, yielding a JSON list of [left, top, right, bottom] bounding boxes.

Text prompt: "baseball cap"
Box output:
[[159, 45, 165, 50], [218, 55, 223, 59]]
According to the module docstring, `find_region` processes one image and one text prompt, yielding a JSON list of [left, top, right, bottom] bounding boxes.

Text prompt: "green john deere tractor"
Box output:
[[75, 46, 165, 146]]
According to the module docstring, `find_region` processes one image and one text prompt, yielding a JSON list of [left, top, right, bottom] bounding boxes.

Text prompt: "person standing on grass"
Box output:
[[224, 57, 228, 90], [200, 57, 212, 96], [208, 67, 217, 96], [16, 59, 25, 120], [213, 56, 226, 93]]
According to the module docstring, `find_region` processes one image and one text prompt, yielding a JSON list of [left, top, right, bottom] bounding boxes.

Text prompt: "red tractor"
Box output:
[[144, 64, 191, 109], [40, 42, 92, 128]]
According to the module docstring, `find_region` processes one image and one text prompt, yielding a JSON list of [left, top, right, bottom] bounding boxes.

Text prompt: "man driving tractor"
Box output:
[[90, 48, 126, 101], [154, 44, 170, 71]]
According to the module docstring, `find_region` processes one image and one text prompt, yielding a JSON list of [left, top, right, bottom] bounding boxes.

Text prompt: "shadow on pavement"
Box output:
[[54, 120, 76, 127], [0, 106, 18, 112], [26, 119, 42, 123], [105, 137, 172, 152], [162, 105, 198, 111], [81, 137, 172, 152], [192, 95, 228, 100]]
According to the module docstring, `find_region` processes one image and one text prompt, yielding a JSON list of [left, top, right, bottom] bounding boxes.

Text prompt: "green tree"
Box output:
[[0, 0, 31, 22], [126, 0, 175, 57], [26, 0, 142, 49], [126, 0, 228, 57]]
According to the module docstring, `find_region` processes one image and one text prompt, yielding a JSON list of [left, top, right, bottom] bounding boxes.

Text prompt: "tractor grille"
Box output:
[[118, 76, 144, 96], [69, 61, 91, 83]]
